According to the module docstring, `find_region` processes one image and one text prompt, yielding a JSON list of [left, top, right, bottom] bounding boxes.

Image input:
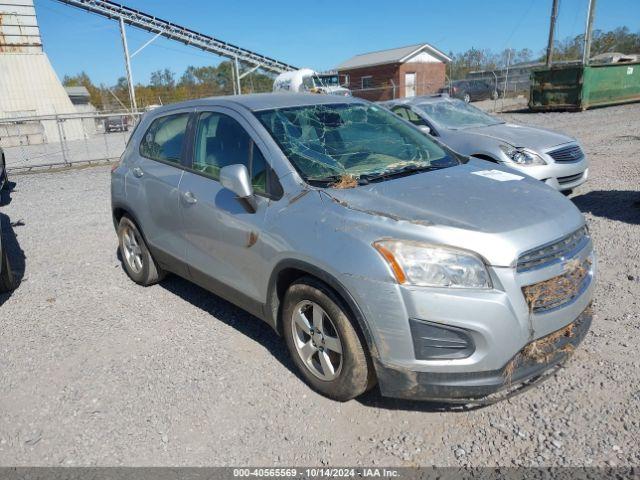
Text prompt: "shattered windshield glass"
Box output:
[[417, 100, 504, 130], [255, 103, 458, 183]]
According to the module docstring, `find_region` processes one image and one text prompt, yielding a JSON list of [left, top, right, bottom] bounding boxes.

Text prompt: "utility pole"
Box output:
[[234, 56, 242, 95], [546, 0, 560, 67], [119, 17, 137, 112], [583, 0, 597, 65]]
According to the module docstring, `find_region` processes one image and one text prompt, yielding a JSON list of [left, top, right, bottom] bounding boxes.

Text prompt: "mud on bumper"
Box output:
[[375, 305, 593, 402]]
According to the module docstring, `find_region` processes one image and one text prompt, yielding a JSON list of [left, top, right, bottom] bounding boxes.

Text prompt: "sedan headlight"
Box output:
[[373, 240, 492, 289], [499, 144, 546, 166]]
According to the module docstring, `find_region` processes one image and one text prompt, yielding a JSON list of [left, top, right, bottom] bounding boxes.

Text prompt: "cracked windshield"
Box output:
[[255, 103, 459, 184], [417, 99, 505, 130]]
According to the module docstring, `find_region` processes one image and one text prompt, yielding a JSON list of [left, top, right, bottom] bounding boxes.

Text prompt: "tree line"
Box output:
[[447, 26, 639, 80], [63, 26, 639, 111], [63, 60, 275, 111]]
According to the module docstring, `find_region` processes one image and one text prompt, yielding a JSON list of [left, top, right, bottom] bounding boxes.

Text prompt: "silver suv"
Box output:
[[111, 94, 596, 402]]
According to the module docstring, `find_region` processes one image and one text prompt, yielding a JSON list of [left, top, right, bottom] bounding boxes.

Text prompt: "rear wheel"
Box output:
[[117, 216, 165, 286], [0, 246, 15, 293], [463, 92, 471, 103], [282, 277, 374, 401]]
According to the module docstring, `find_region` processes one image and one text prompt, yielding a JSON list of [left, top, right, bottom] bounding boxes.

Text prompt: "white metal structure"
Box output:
[[55, 0, 298, 102], [0, 0, 84, 144]]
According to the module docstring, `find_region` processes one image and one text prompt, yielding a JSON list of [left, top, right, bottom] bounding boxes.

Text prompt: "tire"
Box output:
[[463, 92, 471, 103], [1, 157, 7, 190], [0, 246, 15, 293], [117, 216, 165, 286], [282, 276, 374, 401]]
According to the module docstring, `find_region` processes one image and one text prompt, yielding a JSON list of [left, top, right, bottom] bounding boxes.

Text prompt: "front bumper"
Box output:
[[340, 235, 596, 402], [375, 305, 592, 401]]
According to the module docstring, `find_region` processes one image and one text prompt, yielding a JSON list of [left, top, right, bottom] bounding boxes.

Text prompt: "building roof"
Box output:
[[65, 86, 90, 98], [337, 43, 451, 70]]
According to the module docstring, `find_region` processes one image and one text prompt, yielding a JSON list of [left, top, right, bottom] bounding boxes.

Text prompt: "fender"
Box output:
[[266, 259, 380, 361]]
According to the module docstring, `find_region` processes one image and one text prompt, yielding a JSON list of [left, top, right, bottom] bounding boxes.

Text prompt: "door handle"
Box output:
[[182, 191, 197, 204], [132, 167, 144, 178]]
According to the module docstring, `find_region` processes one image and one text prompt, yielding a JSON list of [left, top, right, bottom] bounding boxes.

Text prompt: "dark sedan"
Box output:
[[439, 80, 500, 103], [104, 116, 130, 133]]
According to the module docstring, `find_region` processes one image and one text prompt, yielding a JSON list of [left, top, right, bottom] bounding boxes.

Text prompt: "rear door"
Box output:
[[178, 106, 282, 306], [124, 110, 191, 274]]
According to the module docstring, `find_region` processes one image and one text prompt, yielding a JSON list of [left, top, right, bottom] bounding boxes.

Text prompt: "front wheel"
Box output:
[[0, 246, 15, 293], [463, 92, 471, 103], [282, 277, 374, 401]]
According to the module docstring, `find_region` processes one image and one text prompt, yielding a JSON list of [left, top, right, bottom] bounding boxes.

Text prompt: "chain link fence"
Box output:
[[348, 81, 440, 102], [1, 111, 142, 172]]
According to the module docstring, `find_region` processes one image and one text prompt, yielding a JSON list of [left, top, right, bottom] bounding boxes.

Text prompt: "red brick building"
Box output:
[[337, 43, 451, 101]]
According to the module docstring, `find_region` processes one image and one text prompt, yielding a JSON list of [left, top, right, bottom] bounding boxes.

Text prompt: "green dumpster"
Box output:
[[529, 62, 640, 111]]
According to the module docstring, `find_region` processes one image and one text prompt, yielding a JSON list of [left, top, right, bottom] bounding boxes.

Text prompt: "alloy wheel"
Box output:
[[291, 300, 343, 381], [122, 226, 144, 274]]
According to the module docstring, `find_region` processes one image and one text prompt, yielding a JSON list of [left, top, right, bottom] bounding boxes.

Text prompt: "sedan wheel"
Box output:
[[291, 300, 343, 381], [463, 93, 471, 103]]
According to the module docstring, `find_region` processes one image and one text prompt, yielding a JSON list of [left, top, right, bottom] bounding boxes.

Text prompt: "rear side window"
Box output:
[[139, 113, 189, 164]]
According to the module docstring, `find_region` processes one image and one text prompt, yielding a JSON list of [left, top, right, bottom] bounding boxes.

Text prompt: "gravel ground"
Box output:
[[0, 102, 639, 467]]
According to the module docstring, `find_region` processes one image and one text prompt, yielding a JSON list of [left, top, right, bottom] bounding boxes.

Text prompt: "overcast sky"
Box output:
[[33, 0, 640, 85]]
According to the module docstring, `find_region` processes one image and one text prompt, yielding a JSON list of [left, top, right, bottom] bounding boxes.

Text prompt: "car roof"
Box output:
[[382, 94, 455, 107], [148, 93, 367, 115]]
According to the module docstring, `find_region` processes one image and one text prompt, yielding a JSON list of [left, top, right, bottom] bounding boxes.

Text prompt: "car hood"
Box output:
[[325, 159, 584, 266], [460, 123, 574, 151]]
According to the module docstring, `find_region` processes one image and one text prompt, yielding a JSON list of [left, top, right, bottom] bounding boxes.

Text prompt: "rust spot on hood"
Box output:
[[246, 231, 259, 248], [331, 174, 358, 189], [288, 189, 311, 206]]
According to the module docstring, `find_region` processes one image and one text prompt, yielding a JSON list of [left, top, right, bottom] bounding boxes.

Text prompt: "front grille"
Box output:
[[558, 172, 584, 185], [548, 144, 584, 163], [517, 226, 589, 272], [522, 258, 591, 313]]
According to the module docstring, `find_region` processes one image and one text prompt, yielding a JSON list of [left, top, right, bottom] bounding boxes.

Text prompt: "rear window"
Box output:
[[139, 113, 190, 164]]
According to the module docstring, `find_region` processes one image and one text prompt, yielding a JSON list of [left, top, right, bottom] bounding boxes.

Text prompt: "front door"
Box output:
[[405, 72, 416, 97], [178, 107, 276, 306]]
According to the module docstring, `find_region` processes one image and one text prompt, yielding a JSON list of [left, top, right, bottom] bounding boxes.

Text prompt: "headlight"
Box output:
[[373, 240, 492, 289], [499, 144, 546, 166]]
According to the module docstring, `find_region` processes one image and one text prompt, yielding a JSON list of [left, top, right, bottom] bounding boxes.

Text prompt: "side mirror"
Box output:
[[219, 164, 257, 213], [418, 125, 431, 135]]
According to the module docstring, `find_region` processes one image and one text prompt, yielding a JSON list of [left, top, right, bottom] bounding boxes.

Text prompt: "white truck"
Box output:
[[273, 68, 351, 96]]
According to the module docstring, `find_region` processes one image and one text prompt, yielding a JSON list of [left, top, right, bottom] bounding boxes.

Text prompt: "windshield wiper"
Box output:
[[307, 174, 370, 187], [359, 164, 445, 183]]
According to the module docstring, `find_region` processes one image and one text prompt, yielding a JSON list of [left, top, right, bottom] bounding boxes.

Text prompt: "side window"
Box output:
[[394, 107, 426, 126], [405, 108, 427, 126], [139, 113, 189, 164], [193, 112, 276, 196], [249, 142, 269, 195], [392, 106, 409, 120], [301, 76, 315, 91]]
